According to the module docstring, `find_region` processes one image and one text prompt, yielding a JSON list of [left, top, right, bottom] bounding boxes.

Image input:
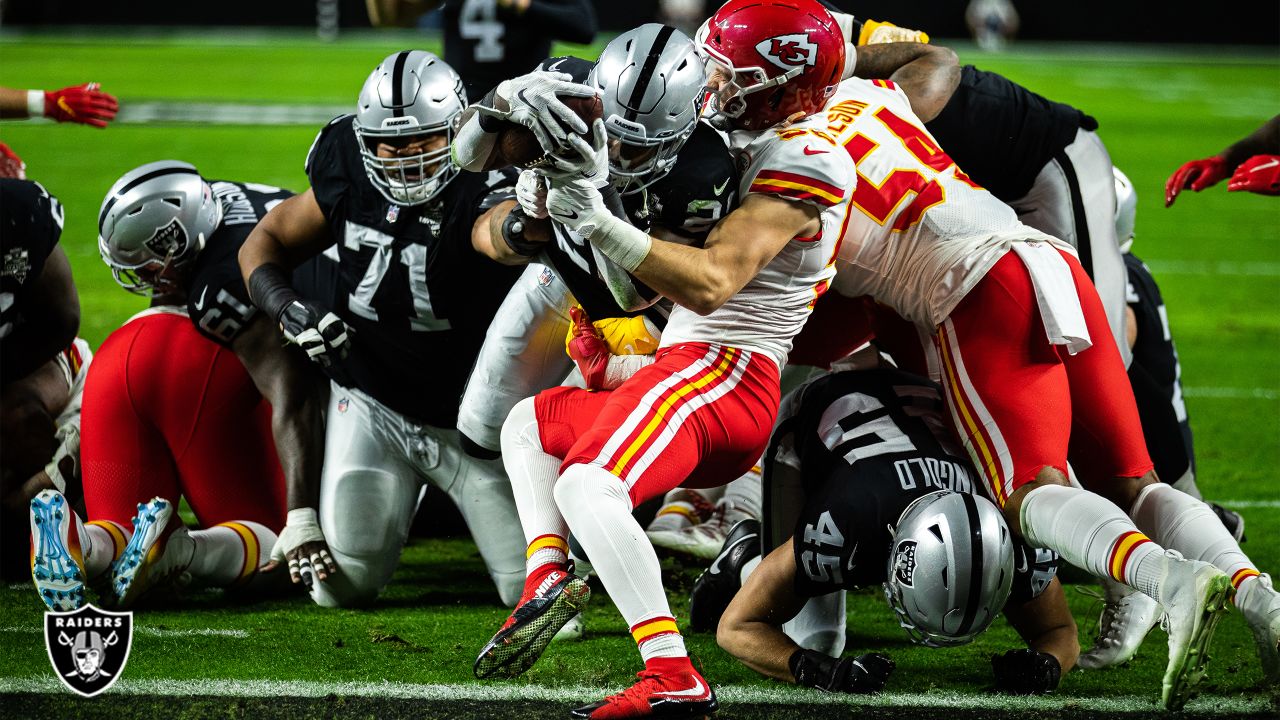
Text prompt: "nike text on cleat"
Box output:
[[109, 497, 193, 609], [474, 569, 590, 679], [570, 667, 717, 719], [1078, 577, 1162, 669], [689, 519, 760, 633], [29, 490, 87, 612], [1159, 556, 1234, 711]]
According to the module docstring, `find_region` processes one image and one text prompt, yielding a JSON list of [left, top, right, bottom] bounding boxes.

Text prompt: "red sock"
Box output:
[[644, 655, 693, 675], [520, 562, 567, 603]]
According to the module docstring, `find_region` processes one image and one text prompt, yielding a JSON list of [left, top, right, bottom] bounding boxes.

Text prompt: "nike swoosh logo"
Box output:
[[194, 287, 208, 310], [560, 210, 579, 220], [803, 146, 828, 156], [712, 178, 730, 196], [547, 58, 568, 72], [1250, 159, 1280, 172], [654, 677, 707, 699]]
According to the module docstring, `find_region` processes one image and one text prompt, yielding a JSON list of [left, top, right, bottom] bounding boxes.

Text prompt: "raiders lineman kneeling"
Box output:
[[690, 365, 1078, 694]]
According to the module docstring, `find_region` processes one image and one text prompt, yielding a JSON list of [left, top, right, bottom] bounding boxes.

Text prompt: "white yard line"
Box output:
[[0, 626, 248, 638], [1184, 387, 1279, 400], [1214, 499, 1280, 509], [0, 676, 1270, 714]]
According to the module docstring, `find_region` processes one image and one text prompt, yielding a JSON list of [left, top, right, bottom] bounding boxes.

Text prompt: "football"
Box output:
[[491, 93, 604, 169]]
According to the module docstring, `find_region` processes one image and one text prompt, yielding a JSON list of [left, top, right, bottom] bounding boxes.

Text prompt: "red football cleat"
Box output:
[[474, 565, 590, 679], [570, 661, 718, 719]]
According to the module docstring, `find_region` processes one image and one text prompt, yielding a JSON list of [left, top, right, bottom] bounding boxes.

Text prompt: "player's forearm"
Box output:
[[475, 201, 550, 265], [717, 618, 802, 683], [522, 0, 597, 44], [0, 87, 34, 118], [629, 238, 741, 315], [234, 321, 327, 512], [1221, 114, 1280, 170], [452, 106, 502, 172], [1005, 579, 1080, 674]]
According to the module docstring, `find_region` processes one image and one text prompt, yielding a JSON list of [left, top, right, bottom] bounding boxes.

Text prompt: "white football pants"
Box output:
[[311, 381, 525, 608]]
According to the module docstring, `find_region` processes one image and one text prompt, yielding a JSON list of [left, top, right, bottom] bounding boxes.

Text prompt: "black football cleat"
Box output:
[[689, 519, 760, 633]]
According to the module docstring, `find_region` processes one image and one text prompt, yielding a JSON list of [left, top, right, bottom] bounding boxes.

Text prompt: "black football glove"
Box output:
[[991, 649, 1061, 695], [790, 649, 895, 694], [278, 299, 352, 368]]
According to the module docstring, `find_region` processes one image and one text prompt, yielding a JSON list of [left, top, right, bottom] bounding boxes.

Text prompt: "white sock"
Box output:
[[501, 397, 570, 576], [1168, 469, 1203, 500], [1130, 482, 1257, 598], [188, 521, 275, 586], [1020, 484, 1168, 601], [721, 464, 763, 519], [82, 519, 128, 580], [555, 463, 686, 662]]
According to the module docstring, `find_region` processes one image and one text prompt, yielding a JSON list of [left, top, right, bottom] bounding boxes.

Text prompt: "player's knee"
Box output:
[[499, 396, 542, 455], [320, 468, 409, 573], [553, 463, 628, 519], [309, 558, 384, 609]]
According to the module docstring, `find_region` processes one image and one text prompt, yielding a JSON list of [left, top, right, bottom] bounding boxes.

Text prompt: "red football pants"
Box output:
[[536, 343, 779, 507], [935, 250, 1153, 506], [80, 312, 286, 529]]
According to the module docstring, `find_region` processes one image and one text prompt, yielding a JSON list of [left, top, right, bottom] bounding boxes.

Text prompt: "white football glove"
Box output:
[[476, 71, 596, 154], [546, 175, 611, 235], [269, 507, 337, 588], [43, 423, 80, 494], [516, 170, 549, 219], [278, 299, 352, 369], [540, 119, 611, 188]]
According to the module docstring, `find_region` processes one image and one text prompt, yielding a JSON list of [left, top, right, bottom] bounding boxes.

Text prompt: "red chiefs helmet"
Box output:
[[697, 0, 845, 132]]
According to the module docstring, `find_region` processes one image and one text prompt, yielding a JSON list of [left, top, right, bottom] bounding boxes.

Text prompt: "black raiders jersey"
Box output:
[[534, 57, 740, 327], [306, 114, 522, 426], [771, 369, 1057, 603], [442, 0, 596, 101], [925, 66, 1098, 202], [1125, 252, 1195, 482], [0, 179, 63, 345], [186, 181, 293, 347]]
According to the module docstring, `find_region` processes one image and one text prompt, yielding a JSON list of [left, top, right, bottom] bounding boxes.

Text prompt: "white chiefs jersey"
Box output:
[[658, 111, 851, 370], [810, 79, 1071, 327]]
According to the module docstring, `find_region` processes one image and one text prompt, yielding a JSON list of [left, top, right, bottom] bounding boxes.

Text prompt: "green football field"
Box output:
[[1, 29, 1278, 719]]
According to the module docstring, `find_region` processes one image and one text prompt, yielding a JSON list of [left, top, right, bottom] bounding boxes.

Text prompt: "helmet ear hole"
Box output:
[[928, 524, 944, 542], [126, 207, 144, 217], [163, 197, 182, 208], [941, 566, 949, 589]]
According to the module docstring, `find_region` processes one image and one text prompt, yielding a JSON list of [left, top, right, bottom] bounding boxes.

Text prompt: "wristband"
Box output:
[[501, 206, 544, 257], [287, 507, 320, 527], [247, 263, 301, 321], [588, 214, 652, 273], [28, 90, 45, 118], [477, 87, 505, 132]]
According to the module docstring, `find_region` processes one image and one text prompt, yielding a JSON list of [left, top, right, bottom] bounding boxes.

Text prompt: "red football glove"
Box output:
[[1164, 155, 1229, 207], [1227, 154, 1280, 196], [567, 306, 610, 391], [44, 83, 119, 128], [0, 142, 26, 179]]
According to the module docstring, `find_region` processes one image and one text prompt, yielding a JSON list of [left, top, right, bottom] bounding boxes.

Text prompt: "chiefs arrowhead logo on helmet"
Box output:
[[755, 33, 818, 72]]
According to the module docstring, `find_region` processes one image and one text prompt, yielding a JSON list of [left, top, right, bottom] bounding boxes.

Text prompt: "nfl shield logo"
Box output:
[[386, 205, 400, 223], [337, 397, 349, 414], [44, 604, 133, 697]]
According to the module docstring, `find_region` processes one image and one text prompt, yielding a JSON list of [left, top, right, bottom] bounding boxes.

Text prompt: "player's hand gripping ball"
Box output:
[[480, 71, 603, 168]]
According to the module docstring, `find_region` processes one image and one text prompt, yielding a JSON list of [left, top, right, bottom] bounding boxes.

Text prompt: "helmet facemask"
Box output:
[[700, 55, 800, 128], [604, 112, 698, 196], [355, 118, 459, 206]]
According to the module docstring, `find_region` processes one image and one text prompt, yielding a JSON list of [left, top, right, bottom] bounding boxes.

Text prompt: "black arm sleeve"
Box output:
[[523, 0, 597, 44]]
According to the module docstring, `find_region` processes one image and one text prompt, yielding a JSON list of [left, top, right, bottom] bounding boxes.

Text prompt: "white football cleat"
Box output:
[[29, 489, 87, 612], [552, 612, 585, 642], [645, 489, 715, 551], [1158, 553, 1234, 711], [109, 497, 194, 609], [1235, 573, 1280, 686], [1078, 577, 1162, 669], [651, 499, 755, 560]]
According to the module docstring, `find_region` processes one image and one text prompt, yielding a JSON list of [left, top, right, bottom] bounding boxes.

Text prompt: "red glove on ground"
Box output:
[[567, 306, 610, 391], [44, 83, 119, 128], [0, 142, 26, 179], [1227, 154, 1280, 196], [1165, 155, 1229, 207]]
